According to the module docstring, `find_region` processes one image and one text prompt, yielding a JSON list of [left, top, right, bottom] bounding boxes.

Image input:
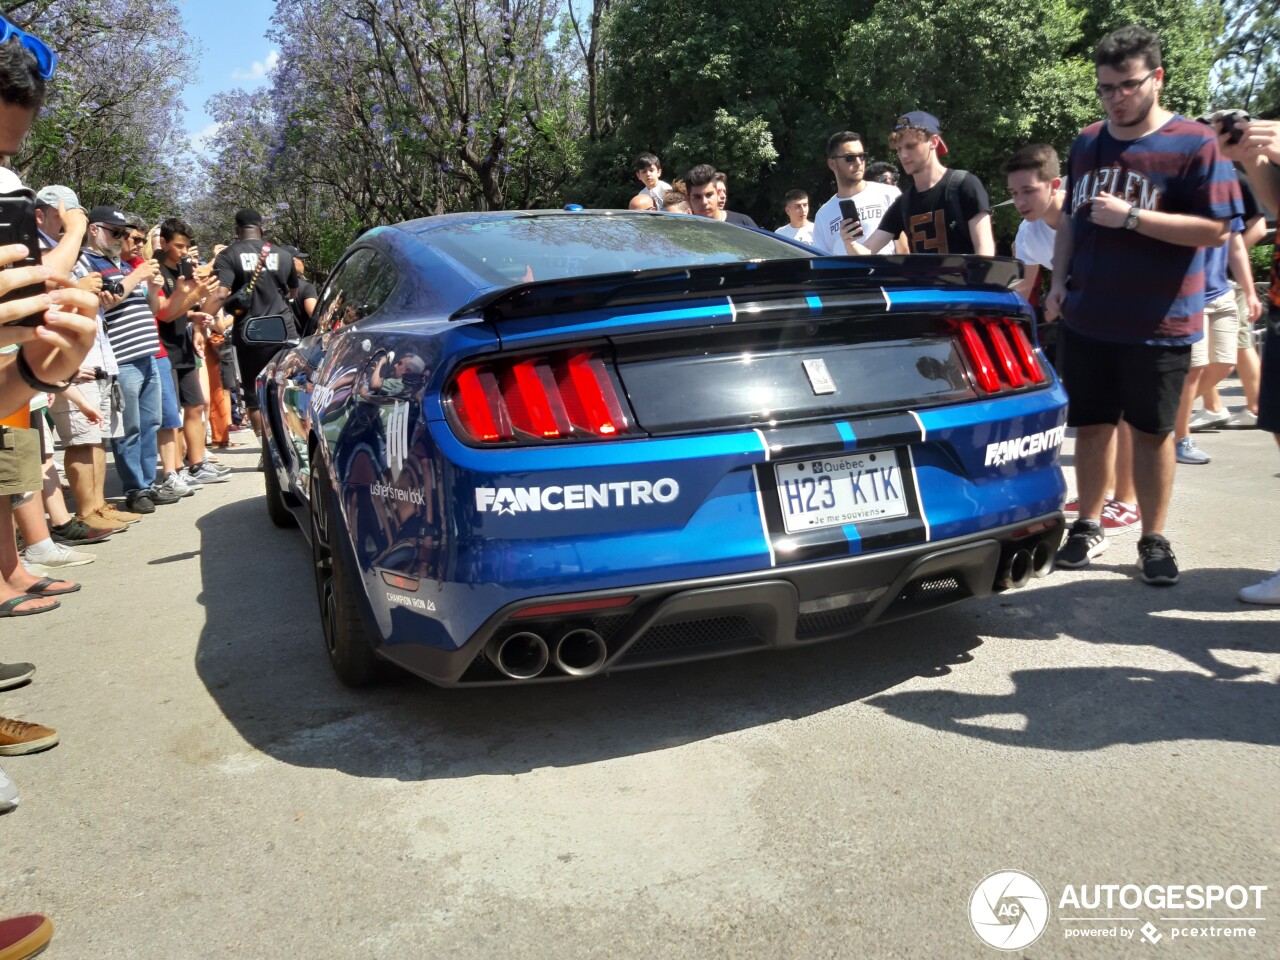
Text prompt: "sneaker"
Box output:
[[1238, 567, 1280, 605], [49, 518, 112, 545], [1176, 437, 1211, 465], [0, 717, 59, 755], [1055, 519, 1109, 569], [1099, 498, 1141, 531], [1224, 409, 1258, 429], [1137, 534, 1179, 585], [157, 472, 195, 499], [0, 764, 17, 813], [147, 484, 182, 506], [1188, 407, 1230, 431], [187, 462, 230, 484], [0, 662, 35, 691], [0, 914, 54, 956], [21, 542, 95, 570], [100, 503, 143, 524], [125, 491, 156, 514], [77, 510, 127, 534]]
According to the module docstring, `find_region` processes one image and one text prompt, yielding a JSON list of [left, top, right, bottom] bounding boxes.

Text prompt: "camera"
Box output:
[[93, 367, 107, 381], [179, 257, 195, 281], [1196, 109, 1251, 145], [102, 277, 125, 297]]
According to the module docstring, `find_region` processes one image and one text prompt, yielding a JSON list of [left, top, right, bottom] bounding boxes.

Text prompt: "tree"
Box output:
[[1213, 0, 1280, 116]]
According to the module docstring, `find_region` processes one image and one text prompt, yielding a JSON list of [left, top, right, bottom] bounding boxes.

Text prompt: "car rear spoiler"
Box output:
[[450, 254, 1023, 323]]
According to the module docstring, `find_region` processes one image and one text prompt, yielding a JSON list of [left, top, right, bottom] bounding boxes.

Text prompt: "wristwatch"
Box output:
[[1123, 205, 1141, 231], [14, 348, 72, 393]]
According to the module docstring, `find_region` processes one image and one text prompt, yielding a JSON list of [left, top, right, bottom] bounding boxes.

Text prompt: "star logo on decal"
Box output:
[[493, 489, 519, 515]]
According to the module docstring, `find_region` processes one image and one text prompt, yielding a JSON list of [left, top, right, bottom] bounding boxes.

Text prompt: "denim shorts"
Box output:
[[156, 355, 183, 429]]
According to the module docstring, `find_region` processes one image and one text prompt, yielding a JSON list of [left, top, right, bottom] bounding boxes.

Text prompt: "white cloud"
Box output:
[[231, 50, 279, 82], [189, 122, 223, 154]]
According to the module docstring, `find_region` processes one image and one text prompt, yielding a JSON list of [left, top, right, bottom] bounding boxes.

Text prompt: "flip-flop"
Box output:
[[0, 596, 60, 617], [23, 577, 81, 597]]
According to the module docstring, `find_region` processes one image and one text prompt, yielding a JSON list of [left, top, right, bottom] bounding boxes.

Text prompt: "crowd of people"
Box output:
[[625, 26, 1279, 606], [0, 16, 319, 954], [2, 15, 1280, 959]]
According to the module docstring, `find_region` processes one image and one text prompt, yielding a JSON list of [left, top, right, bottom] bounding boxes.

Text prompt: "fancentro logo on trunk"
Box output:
[[969, 870, 1050, 950]]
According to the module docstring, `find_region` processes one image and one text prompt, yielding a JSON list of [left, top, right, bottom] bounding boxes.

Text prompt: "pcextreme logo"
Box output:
[[476, 479, 680, 515], [985, 425, 1067, 467]]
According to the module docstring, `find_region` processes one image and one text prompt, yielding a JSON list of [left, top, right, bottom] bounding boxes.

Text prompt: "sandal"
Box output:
[[23, 577, 81, 597], [0, 596, 60, 617]]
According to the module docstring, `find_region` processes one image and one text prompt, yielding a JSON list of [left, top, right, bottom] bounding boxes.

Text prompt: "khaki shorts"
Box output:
[[1231, 281, 1256, 351], [50, 378, 117, 447], [1191, 291, 1239, 367], [0, 427, 42, 495]]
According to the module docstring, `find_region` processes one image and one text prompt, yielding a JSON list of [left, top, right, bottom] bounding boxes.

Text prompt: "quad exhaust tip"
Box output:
[[1031, 539, 1055, 578], [488, 631, 549, 680], [997, 549, 1035, 590], [553, 629, 608, 677]]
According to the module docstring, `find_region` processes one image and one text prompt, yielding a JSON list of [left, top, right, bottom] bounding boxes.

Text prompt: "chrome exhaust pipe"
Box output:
[[1031, 539, 1055, 578], [553, 628, 608, 677], [997, 549, 1035, 590], [487, 631, 549, 680]]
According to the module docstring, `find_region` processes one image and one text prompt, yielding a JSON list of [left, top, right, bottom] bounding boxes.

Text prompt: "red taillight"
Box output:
[[448, 349, 632, 444], [511, 595, 638, 619], [954, 317, 1046, 394]]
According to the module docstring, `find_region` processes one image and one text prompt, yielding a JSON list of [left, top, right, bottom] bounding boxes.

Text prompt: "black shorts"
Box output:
[[1258, 310, 1280, 435], [171, 365, 204, 409], [1060, 325, 1190, 436]]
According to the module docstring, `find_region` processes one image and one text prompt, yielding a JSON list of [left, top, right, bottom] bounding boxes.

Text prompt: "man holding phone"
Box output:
[[810, 130, 903, 256]]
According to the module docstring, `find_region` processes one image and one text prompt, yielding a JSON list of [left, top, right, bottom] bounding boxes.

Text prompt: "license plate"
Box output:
[[774, 450, 909, 533]]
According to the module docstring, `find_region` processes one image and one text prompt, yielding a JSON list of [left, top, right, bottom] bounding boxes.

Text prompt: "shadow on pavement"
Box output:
[[195, 497, 1279, 779]]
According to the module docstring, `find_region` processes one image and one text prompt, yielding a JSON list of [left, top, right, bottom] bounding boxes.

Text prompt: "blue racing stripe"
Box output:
[[841, 522, 864, 556], [806, 294, 822, 313], [836, 421, 857, 448]]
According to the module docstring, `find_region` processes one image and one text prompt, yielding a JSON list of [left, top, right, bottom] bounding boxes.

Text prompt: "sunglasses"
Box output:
[[96, 225, 127, 240], [128, 234, 145, 243], [0, 17, 57, 80], [833, 153, 866, 164]]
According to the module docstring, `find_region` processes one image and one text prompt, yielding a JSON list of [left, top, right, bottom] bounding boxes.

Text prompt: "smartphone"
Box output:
[[838, 198, 863, 239], [0, 190, 44, 327], [179, 257, 195, 281]]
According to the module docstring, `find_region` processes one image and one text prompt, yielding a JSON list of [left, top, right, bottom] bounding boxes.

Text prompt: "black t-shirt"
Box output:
[[155, 257, 196, 368], [724, 210, 759, 229], [214, 238, 299, 333], [292, 278, 318, 326], [878, 169, 991, 254]]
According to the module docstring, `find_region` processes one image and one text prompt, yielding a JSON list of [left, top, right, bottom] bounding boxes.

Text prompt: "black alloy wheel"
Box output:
[[309, 457, 382, 687]]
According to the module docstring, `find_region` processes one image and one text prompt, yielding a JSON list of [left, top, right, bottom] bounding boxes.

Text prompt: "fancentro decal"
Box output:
[[984, 425, 1066, 467], [476, 479, 680, 515]]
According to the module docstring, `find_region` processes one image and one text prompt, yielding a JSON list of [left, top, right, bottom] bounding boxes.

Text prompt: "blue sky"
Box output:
[[178, 0, 277, 149]]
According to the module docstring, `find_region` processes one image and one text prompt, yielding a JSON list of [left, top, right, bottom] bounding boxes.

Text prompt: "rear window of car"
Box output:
[[423, 213, 812, 287]]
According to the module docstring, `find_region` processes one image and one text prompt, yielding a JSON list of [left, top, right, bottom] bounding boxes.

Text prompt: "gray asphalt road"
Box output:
[[3, 417, 1277, 959]]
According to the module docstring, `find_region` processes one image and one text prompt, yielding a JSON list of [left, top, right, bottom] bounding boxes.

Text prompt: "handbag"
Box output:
[[223, 241, 272, 321]]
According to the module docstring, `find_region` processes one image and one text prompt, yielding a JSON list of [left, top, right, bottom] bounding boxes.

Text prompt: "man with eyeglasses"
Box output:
[[1044, 25, 1243, 587], [76, 206, 176, 515], [811, 130, 903, 256]]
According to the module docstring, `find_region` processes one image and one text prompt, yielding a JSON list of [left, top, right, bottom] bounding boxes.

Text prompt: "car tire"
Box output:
[[262, 434, 298, 529], [310, 456, 382, 687]]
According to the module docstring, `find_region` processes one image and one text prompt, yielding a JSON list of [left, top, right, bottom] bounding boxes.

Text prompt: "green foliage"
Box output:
[[1213, 0, 1280, 117], [1252, 243, 1274, 282]]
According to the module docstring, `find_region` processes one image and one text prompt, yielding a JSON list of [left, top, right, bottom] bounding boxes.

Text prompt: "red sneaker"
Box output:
[[1100, 499, 1141, 530], [0, 913, 53, 959]]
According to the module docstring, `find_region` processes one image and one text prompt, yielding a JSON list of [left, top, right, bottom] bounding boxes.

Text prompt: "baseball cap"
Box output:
[[35, 185, 82, 211], [234, 208, 263, 228], [87, 205, 131, 228], [894, 111, 948, 155]]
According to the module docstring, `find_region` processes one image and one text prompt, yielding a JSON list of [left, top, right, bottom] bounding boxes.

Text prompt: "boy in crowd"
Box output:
[[684, 165, 758, 227], [775, 189, 814, 244], [849, 113, 994, 256], [633, 152, 670, 209], [1044, 25, 1242, 585], [866, 162, 899, 187], [811, 130, 903, 256]]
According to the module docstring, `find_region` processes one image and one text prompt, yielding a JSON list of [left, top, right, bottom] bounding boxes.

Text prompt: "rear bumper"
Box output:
[[380, 513, 1064, 686]]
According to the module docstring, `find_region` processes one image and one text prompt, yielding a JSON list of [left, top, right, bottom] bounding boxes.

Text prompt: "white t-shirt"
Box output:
[[1014, 214, 1058, 269], [811, 182, 902, 255], [775, 221, 815, 245]]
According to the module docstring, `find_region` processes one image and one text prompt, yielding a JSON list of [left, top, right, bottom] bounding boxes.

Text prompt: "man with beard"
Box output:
[[811, 130, 904, 255], [1044, 25, 1242, 585]]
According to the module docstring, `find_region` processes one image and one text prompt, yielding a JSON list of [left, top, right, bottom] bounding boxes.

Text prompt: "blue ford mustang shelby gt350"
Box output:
[[249, 211, 1068, 687]]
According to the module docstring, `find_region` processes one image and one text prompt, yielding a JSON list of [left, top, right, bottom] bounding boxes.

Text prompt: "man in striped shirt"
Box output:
[[76, 206, 178, 514], [1045, 25, 1243, 586]]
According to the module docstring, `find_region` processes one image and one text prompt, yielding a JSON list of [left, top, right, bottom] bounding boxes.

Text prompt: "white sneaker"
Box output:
[[1224, 409, 1258, 429], [1238, 567, 1280, 605], [1188, 407, 1229, 431], [22, 542, 95, 571], [158, 472, 196, 498], [0, 763, 17, 813]]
